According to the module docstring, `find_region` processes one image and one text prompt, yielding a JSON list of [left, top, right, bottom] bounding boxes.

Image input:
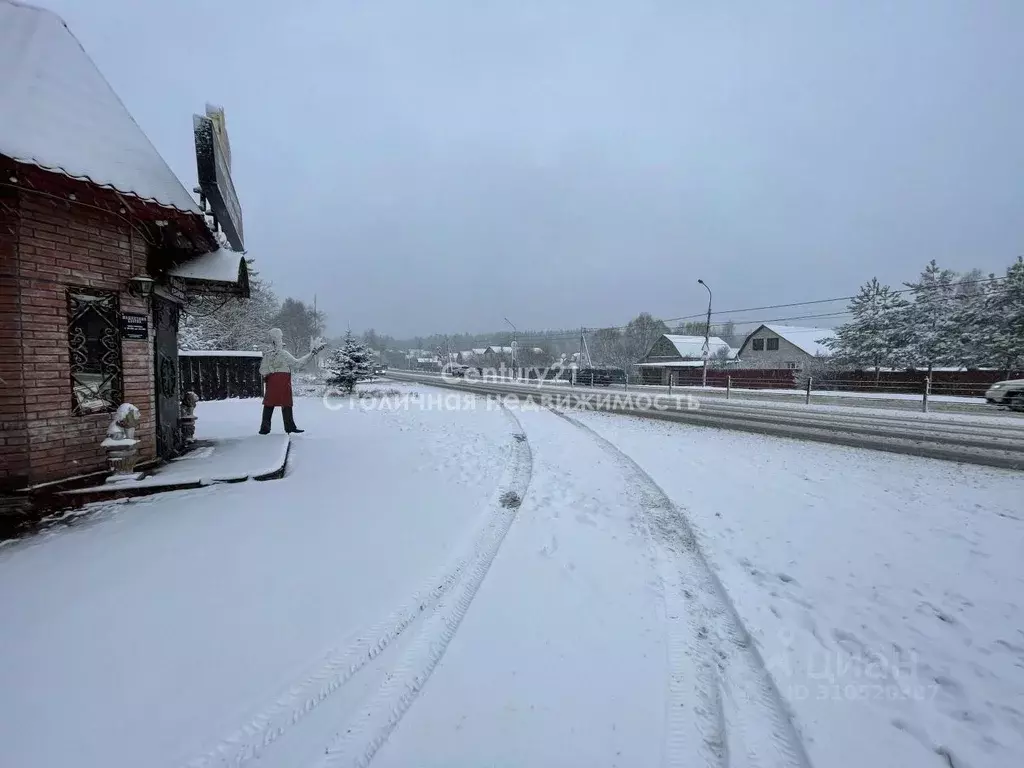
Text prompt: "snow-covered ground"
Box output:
[[564, 410, 1024, 768], [0, 387, 513, 768], [1, 383, 1020, 768]]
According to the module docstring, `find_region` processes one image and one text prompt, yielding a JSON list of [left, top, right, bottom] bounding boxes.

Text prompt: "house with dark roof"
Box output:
[[735, 325, 836, 369], [1, 0, 250, 490]]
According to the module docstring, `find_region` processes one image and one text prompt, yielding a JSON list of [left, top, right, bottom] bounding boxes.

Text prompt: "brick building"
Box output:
[[0, 1, 248, 491]]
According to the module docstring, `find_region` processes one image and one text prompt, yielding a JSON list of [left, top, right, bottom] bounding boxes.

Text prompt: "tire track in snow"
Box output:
[[551, 408, 812, 768], [181, 569, 459, 768], [655, 542, 729, 768], [181, 408, 531, 768], [310, 403, 533, 768]]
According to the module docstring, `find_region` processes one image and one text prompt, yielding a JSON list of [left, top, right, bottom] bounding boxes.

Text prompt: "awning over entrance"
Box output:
[[167, 248, 249, 298]]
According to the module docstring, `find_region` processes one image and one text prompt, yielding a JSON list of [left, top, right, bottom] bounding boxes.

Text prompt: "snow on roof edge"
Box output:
[[660, 334, 734, 359], [7, 157, 202, 215], [168, 248, 245, 284], [0, 0, 202, 214], [179, 350, 262, 357]]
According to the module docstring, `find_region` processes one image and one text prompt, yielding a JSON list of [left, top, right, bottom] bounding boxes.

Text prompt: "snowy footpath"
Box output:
[[0, 383, 1021, 768]]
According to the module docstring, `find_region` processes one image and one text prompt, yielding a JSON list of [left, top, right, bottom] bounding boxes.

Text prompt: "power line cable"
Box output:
[[422, 275, 1012, 348]]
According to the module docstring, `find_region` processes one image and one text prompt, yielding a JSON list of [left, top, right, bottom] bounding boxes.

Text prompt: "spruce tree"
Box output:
[[950, 270, 998, 369], [986, 257, 1024, 373], [825, 278, 909, 378], [325, 330, 376, 394], [903, 260, 958, 374]]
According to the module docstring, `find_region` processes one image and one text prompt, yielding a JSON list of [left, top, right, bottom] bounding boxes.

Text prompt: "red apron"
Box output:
[[263, 372, 293, 407]]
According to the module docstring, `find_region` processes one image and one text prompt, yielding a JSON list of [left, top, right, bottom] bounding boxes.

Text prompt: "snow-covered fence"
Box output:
[[179, 351, 263, 401]]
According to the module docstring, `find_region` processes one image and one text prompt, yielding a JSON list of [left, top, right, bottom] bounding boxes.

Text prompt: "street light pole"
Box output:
[[698, 279, 712, 388], [504, 317, 517, 380]]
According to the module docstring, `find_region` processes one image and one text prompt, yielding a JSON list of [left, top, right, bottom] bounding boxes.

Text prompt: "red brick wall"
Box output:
[[0, 187, 28, 489], [2, 192, 157, 489]]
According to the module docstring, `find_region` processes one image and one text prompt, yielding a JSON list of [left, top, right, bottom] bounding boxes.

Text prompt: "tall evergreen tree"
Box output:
[[985, 257, 1024, 373], [326, 331, 376, 393], [950, 270, 998, 369], [825, 278, 910, 377], [903, 260, 959, 374]]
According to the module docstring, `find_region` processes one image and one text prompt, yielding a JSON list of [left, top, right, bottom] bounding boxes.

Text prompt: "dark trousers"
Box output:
[[260, 405, 299, 433]]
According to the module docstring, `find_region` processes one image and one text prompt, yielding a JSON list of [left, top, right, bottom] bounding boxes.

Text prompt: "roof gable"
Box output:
[[739, 324, 836, 357], [0, 0, 199, 213], [661, 334, 734, 359]]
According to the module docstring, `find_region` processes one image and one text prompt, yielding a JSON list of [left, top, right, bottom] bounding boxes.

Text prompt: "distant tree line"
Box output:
[[366, 313, 742, 373], [180, 255, 1022, 384]]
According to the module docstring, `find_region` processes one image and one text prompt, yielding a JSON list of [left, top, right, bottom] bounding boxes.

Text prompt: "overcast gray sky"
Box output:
[[43, 0, 1024, 337]]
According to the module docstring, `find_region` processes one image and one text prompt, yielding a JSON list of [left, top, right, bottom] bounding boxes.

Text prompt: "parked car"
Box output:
[[575, 367, 626, 387], [985, 379, 1024, 411], [443, 364, 470, 378]]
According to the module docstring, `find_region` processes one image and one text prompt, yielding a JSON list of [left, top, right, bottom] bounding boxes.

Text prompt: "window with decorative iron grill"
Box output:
[[67, 288, 123, 415]]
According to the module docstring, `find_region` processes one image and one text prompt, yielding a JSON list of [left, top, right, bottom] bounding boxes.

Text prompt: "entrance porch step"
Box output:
[[57, 434, 291, 502]]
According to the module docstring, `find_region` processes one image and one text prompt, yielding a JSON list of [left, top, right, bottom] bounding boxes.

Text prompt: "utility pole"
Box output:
[[577, 327, 586, 384], [504, 317, 517, 379], [311, 294, 318, 361], [698, 279, 712, 388]]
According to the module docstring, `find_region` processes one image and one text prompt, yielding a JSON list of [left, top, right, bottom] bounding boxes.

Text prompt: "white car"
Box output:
[[984, 379, 1024, 411]]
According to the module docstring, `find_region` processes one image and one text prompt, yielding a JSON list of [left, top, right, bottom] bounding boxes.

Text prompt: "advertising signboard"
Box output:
[[194, 108, 243, 250]]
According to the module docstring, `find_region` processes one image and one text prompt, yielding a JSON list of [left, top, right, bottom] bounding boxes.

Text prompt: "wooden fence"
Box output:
[[669, 368, 798, 389], [179, 351, 263, 401], [813, 369, 1022, 397]]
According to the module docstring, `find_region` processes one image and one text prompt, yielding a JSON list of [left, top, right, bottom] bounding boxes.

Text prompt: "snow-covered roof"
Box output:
[[489, 346, 513, 354], [168, 248, 246, 284], [756, 325, 836, 357], [637, 360, 708, 368], [662, 335, 735, 359], [179, 350, 262, 357], [0, 0, 200, 213]]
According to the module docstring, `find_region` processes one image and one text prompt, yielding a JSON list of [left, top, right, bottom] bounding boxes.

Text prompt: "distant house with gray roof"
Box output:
[[735, 325, 836, 369]]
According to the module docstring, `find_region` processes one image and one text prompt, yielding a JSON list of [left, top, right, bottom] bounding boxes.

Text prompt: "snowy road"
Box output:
[[389, 371, 1024, 469], [1, 383, 1022, 768]]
